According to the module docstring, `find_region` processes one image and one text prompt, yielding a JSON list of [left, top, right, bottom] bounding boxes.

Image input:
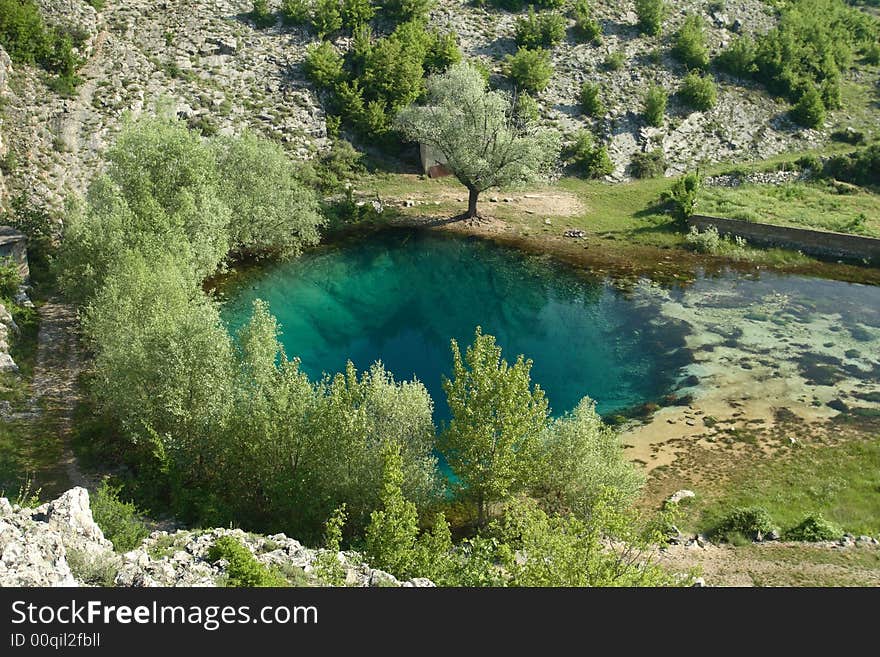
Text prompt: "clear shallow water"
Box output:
[[221, 231, 690, 420]]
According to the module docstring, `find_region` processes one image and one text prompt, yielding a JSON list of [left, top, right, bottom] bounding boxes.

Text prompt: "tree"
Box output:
[[212, 131, 325, 259], [504, 47, 554, 94], [439, 327, 549, 526], [663, 171, 702, 221], [579, 81, 604, 117], [643, 83, 667, 127], [678, 71, 717, 111], [396, 62, 559, 218], [790, 85, 825, 128], [634, 0, 665, 36], [312, 0, 342, 39], [364, 443, 420, 577], [672, 15, 709, 69], [564, 130, 613, 178], [303, 41, 345, 89], [340, 0, 375, 31]]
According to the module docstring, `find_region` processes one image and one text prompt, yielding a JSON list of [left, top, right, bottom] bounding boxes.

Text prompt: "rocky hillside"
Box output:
[[0, 487, 433, 586], [0, 0, 853, 215]]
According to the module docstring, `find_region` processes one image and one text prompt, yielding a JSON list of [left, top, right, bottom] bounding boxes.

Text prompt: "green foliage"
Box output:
[[514, 7, 566, 50], [578, 81, 604, 117], [672, 15, 709, 70], [785, 513, 842, 541], [715, 36, 757, 78], [440, 327, 549, 525], [312, 0, 342, 39], [634, 0, 665, 36], [378, 0, 432, 23], [630, 148, 666, 178], [865, 42, 880, 65], [603, 50, 624, 71], [685, 225, 721, 253], [304, 41, 344, 89], [91, 480, 150, 552], [642, 84, 667, 127], [678, 72, 717, 111], [208, 536, 288, 586], [281, 0, 312, 24], [364, 443, 420, 577], [396, 62, 559, 216], [424, 31, 461, 74], [713, 506, 777, 542], [504, 47, 554, 94], [532, 399, 642, 518], [66, 549, 119, 586], [571, 0, 601, 43], [340, 0, 375, 30], [1, 195, 56, 291], [822, 144, 880, 187], [483, 0, 563, 9], [663, 171, 702, 221], [564, 130, 613, 179], [0, 259, 22, 298], [790, 85, 825, 128], [250, 0, 276, 28], [312, 505, 348, 585]]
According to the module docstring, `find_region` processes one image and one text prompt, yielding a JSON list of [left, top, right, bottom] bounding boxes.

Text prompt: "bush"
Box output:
[[514, 7, 566, 50], [578, 81, 604, 117], [685, 224, 721, 253], [715, 36, 757, 78], [208, 535, 288, 587], [66, 549, 119, 587], [379, 0, 432, 23], [504, 47, 554, 94], [821, 144, 880, 187], [830, 128, 866, 145], [678, 72, 717, 111], [340, 0, 375, 30], [513, 91, 540, 128], [630, 148, 666, 178], [281, 0, 311, 25], [713, 506, 776, 541], [672, 15, 708, 70], [250, 0, 276, 29], [785, 513, 842, 542], [642, 84, 666, 127], [571, 0, 601, 43], [0, 259, 22, 298], [424, 31, 462, 75], [634, 0, 665, 36], [303, 41, 344, 89], [603, 50, 625, 71], [664, 171, 701, 220], [91, 481, 150, 552], [865, 42, 880, 65], [790, 85, 825, 129], [312, 0, 342, 39], [565, 130, 613, 178]]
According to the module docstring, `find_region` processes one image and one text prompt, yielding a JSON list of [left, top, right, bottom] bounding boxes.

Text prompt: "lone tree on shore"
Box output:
[[395, 62, 559, 219]]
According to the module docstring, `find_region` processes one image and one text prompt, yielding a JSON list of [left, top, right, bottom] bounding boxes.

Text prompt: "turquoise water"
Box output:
[[221, 230, 689, 420]]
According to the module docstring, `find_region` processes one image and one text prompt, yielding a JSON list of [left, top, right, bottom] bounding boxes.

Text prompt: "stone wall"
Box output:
[[688, 215, 880, 263]]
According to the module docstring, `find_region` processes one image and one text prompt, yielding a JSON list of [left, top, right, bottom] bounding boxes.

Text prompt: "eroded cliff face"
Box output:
[[0, 0, 832, 216], [0, 487, 433, 587]]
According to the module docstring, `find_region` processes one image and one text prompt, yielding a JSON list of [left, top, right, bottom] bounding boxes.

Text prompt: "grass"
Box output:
[[697, 180, 880, 237], [736, 544, 880, 587], [680, 436, 880, 537]]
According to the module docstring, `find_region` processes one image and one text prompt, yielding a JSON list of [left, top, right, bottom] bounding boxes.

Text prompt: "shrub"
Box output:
[[303, 41, 344, 89], [513, 91, 540, 128], [91, 481, 150, 552], [312, 0, 342, 39], [250, 0, 276, 28], [379, 0, 432, 23], [678, 72, 717, 111], [634, 0, 665, 37], [672, 15, 709, 70], [664, 171, 701, 220], [0, 258, 22, 298], [685, 224, 721, 253], [340, 0, 375, 30], [571, 0, 601, 43], [713, 506, 776, 541], [865, 42, 880, 65], [208, 536, 288, 587], [785, 513, 842, 542], [578, 81, 604, 117], [790, 85, 825, 129], [281, 0, 311, 25], [565, 130, 613, 178], [830, 128, 866, 145], [822, 144, 880, 187], [643, 84, 666, 127], [66, 549, 119, 587], [504, 47, 554, 94], [514, 7, 566, 50], [424, 31, 462, 75], [715, 36, 757, 78], [630, 148, 666, 178], [312, 505, 348, 586], [604, 50, 625, 71]]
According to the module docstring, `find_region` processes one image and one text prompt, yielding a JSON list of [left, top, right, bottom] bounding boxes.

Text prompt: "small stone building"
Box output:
[[0, 226, 29, 282], [419, 143, 451, 178]]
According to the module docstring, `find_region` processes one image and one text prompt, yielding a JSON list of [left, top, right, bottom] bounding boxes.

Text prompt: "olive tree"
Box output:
[[395, 62, 559, 218]]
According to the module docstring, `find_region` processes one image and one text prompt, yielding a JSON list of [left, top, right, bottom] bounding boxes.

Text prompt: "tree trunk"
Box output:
[[466, 188, 479, 218]]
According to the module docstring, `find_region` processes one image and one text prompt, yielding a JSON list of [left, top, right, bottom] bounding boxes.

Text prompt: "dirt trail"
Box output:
[[29, 300, 88, 489]]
